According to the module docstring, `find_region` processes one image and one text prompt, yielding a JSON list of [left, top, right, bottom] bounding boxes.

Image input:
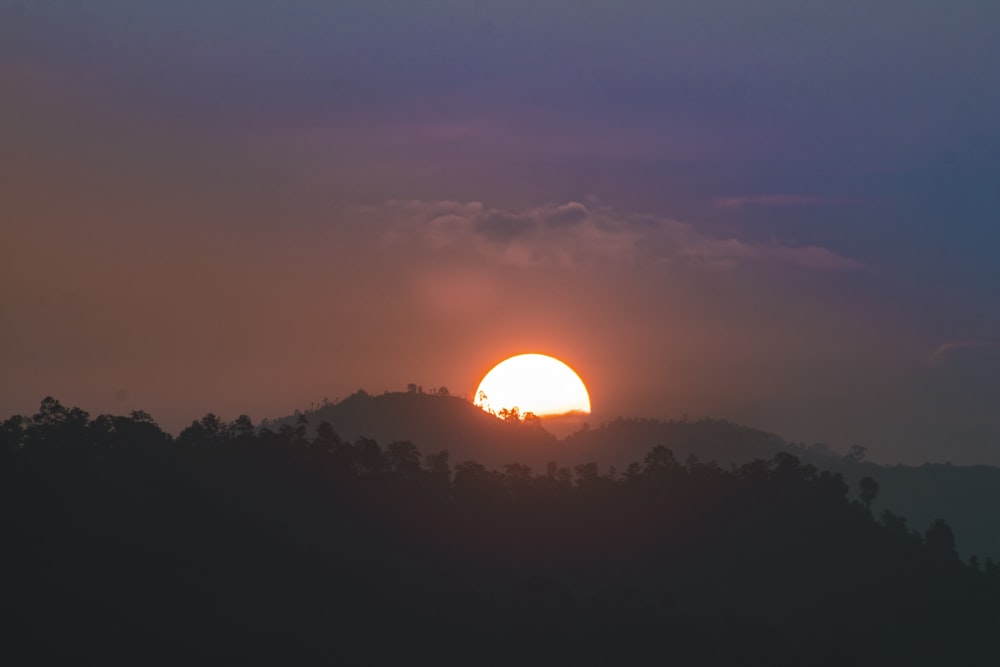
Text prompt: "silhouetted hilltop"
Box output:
[[562, 416, 792, 468], [264, 390, 559, 468], [264, 391, 796, 470]]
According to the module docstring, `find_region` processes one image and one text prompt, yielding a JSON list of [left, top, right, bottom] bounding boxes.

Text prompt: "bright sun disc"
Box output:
[[474, 354, 591, 417]]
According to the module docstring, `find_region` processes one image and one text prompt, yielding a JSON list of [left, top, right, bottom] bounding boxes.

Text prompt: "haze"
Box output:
[[3, 1, 999, 464]]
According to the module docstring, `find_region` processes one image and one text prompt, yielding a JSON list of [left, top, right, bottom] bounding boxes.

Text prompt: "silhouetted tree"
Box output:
[[387, 440, 422, 478], [880, 509, 911, 538], [643, 445, 680, 477], [574, 461, 601, 487], [502, 462, 533, 497], [498, 406, 522, 423], [354, 436, 385, 475], [0, 414, 24, 453], [425, 450, 451, 489], [177, 413, 227, 448], [859, 476, 879, 509], [925, 518, 958, 562], [230, 414, 254, 438], [315, 420, 342, 451]]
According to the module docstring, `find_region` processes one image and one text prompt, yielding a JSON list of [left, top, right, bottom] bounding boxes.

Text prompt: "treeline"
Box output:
[[3, 398, 999, 665]]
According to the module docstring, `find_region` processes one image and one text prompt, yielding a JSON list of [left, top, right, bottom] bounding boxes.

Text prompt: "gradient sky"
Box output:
[[3, 1, 1000, 464]]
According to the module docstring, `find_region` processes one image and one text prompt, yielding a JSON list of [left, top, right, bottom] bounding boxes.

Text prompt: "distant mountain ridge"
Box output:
[[262, 390, 799, 469], [265, 390, 1000, 561]]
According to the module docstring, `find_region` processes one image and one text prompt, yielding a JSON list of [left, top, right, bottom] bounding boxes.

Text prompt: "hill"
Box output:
[[263, 391, 794, 469], [268, 392, 1000, 561], [262, 390, 559, 468], [4, 397, 1000, 664], [562, 416, 793, 467]]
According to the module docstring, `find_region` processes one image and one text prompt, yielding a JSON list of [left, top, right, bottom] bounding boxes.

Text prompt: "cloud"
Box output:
[[759, 244, 865, 271], [670, 236, 863, 271], [545, 202, 590, 227], [370, 199, 862, 271], [475, 211, 536, 242], [715, 194, 861, 209], [928, 340, 1000, 367]]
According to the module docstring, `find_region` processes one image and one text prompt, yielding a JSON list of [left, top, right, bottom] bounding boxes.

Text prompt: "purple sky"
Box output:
[[3, 1, 1000, 464]]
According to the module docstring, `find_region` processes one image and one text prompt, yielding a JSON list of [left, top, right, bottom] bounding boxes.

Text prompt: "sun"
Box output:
[[474, 354, 591, 418]]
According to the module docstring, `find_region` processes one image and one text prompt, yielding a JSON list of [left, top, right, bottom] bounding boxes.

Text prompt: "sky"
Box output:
[[2, 1, 1000, 464]]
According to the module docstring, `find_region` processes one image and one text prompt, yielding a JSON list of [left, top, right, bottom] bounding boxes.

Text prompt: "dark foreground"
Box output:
[[3, 399, 999, 665]]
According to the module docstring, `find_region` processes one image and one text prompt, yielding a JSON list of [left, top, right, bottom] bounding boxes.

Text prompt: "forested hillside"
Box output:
[[270, 391, 1000, 561], [3, 397, 999, 665]]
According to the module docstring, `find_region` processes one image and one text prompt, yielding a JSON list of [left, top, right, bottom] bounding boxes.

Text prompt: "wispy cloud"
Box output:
[[715, 194, 861, 209], [928, 340, 1000, 366], [368, 199, 862, 271]]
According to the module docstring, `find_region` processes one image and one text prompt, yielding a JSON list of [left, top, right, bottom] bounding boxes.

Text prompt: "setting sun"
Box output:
[[474, 354, 591, 418]]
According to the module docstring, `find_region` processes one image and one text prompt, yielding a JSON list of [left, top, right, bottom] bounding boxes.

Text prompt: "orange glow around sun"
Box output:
[[474, 354, 591, 417]]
